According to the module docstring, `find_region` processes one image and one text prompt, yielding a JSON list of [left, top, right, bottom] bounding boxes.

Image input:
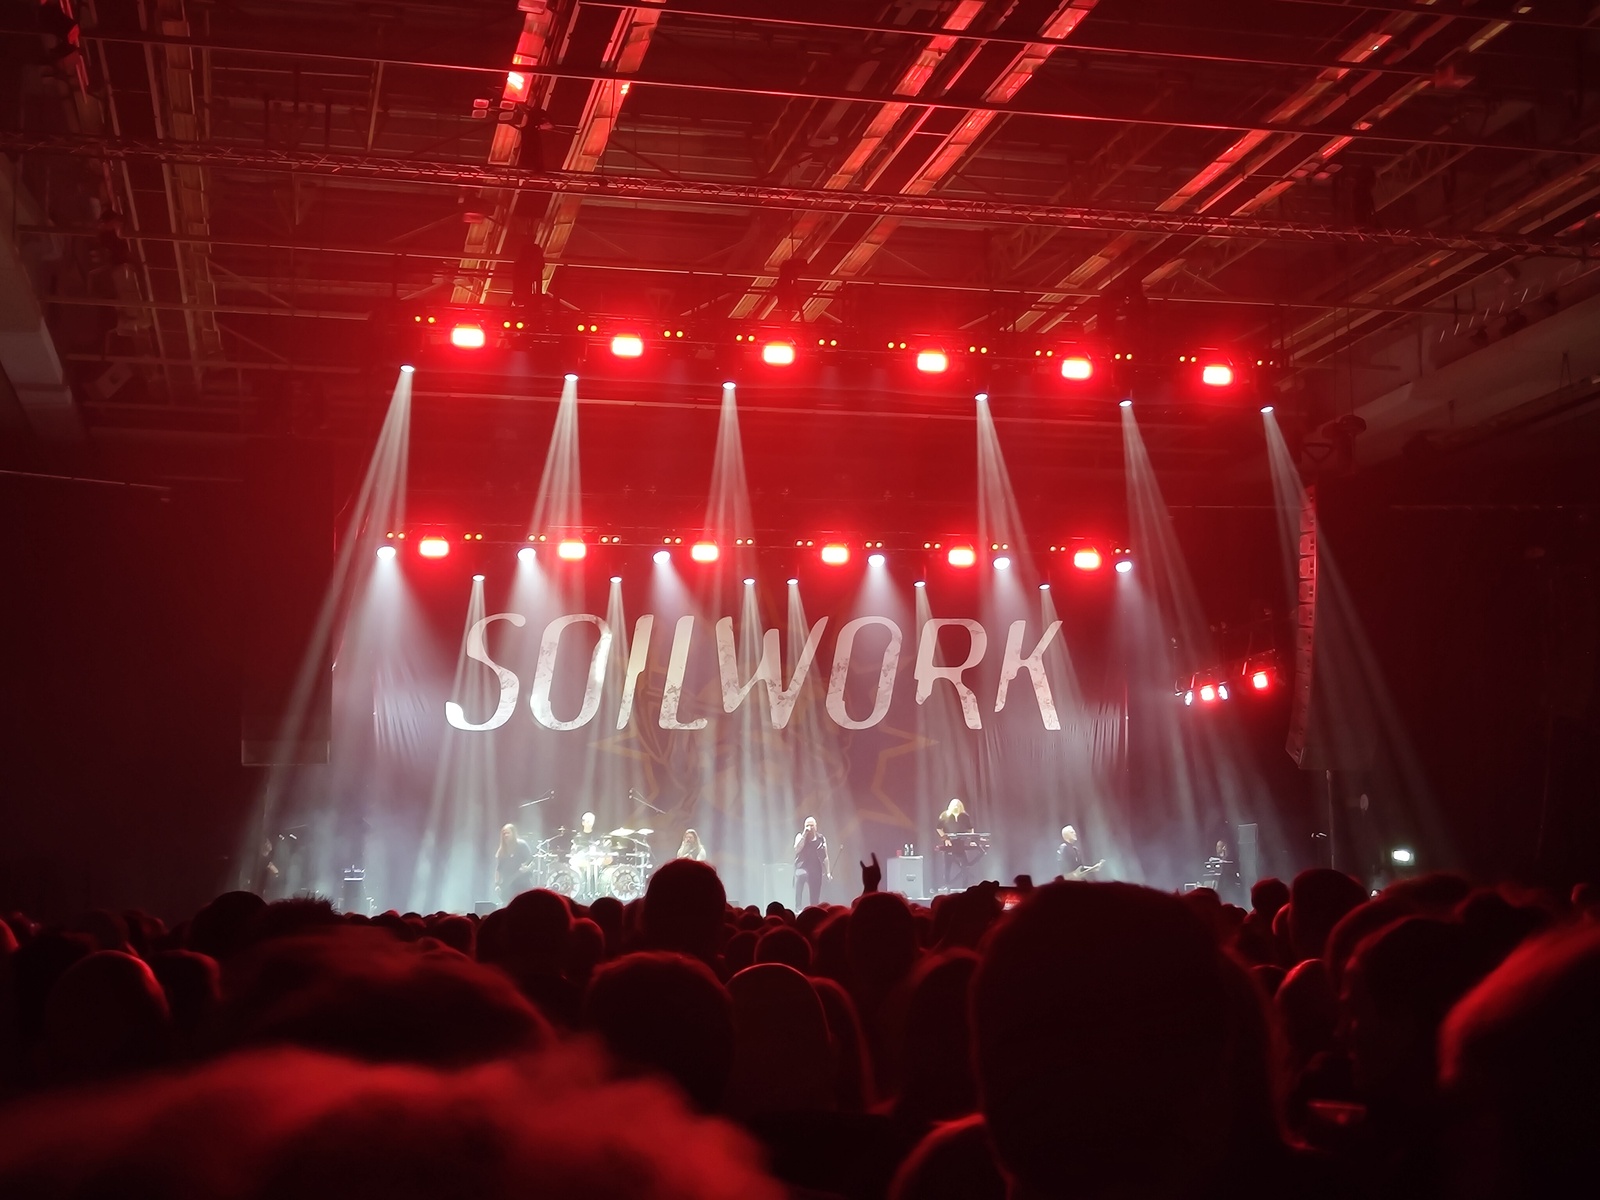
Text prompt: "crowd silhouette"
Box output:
[[1, 856, 1597, 1199]]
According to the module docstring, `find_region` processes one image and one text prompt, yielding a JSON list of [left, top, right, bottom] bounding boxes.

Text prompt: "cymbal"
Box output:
[[609, 828, 634, 837], [635, 828, 653, 836]]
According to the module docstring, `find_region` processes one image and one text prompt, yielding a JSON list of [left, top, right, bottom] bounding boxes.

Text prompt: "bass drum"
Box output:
[[544, 866, 578, 898], [602, 863, 647, 902]]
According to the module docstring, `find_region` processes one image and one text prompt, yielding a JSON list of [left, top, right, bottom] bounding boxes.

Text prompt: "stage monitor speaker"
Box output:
[[240, 435, 334, 765], [475, 902, 498, 917], [764, 863, 791, 908], [887, 856, 923, 898], [1236, 823, 1259, 891]]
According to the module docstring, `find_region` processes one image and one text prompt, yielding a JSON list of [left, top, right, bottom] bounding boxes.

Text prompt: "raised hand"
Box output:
[[860, 852, 882, 894]]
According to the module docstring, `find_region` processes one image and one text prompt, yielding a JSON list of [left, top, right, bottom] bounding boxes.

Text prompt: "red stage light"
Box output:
[[1073, 547, 1103, 571], [916, 349, 949, 374], [505, 71, 529, 98], [690, 541, 719, 563], [1060, 355, 1093, 381], [1199, 684, 1217, 703], [557, 539, 587, 561], [820, 543, 850, 566], [610, 333, 644, 358], [417, 537, 450, 558], [1201, 362, 1234, 387], [947, 545, 976, 568], [1251, 669, 1271, 690], [761, 340, 796, 366], [450, 324, 486, 349]]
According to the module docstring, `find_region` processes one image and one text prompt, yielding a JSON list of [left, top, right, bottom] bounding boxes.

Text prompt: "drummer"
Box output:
[[574, 811, 600, 851]]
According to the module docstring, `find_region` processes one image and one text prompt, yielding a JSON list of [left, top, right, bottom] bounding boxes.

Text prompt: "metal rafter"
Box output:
[[5, 133, 1584, 255]]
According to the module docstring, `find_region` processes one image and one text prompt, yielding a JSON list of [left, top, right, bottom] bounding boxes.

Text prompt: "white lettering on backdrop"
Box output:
[[443, 612, 1064, 732]]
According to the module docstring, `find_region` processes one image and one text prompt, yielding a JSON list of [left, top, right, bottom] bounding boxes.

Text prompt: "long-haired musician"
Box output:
[[495, 823, 535, 901]]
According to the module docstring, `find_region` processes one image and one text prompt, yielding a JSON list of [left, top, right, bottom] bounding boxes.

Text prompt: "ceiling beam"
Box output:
[[6, 133, 1585, 255], [46, 26, 1600, 156]]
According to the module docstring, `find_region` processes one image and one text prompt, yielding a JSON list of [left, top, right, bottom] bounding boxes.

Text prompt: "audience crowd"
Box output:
[[1, 856, 1597, 1199]]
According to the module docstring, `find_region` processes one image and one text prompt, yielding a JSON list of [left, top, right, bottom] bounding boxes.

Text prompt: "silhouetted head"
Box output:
[[42, 950, 174, 1085], [1287, 869, 1367, 961], [218, 927, 549, 1067], [889, 1114, 1006, 1200], [973, 882, 1261, 1198], [897, 950, 981, 1122], [642, 859, 727, 965], [754, 925, 812, 974], [724, 963, 833, 1116], [187, 891, 268, 960], [1441, 923, 1600, 1199], [502, 889, 573, 975], [583, 951, 734, 1112], [1250, 877, 1290, 920]]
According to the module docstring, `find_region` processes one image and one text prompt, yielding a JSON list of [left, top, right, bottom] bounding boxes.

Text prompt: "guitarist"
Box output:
[[495, 823, 537, 901], [1057, 824, 1103, 881]]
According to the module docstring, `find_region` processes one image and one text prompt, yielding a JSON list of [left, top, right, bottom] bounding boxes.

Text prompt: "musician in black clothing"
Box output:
[[936, 798, 976, 890], [792, 816, 830, 910], [495, 823, 536, 901], [1057, 824, 1104, 879]]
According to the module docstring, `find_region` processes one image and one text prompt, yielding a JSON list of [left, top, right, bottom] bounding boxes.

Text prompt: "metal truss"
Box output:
[[5, 133, 1587, 256]]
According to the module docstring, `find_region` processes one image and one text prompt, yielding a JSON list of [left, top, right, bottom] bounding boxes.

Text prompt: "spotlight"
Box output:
[[1184, 690, 1194, 706], [761, 340, 796, 366], [915, 349, 949, 374], [743, 577, 755, 585], [1114, 558, 1133, 574], [1201, 362, 1234, 387], [1039, 582, 1050, 591], [1391, 848, 1415, 865], [1217, 683, 1229, 700], [653, 550, 671, 565], [611, 575, 622, 583], [556, 539, 587, 561], [610, 333, 644, 358], [820, 543, 850, 566], [1119, 398, 1132, 409], [994, 555, 1012, 571], [722, 380, 735, 389], [564, 373, 579, 383], [417, 537, 450, 559], [1260, 405, 1275, 414], [376, 545, 396, 561], [1073, 547, 1102, 571], [472, 573, 485, 582], [450, 324, 486, 349], [1251, 669, 1271, 690], [690, 540, 719, 563], [518, 547, 535, 564], [974, 392, 988, 403], [1060, 355, 1093, 381], [867, 553, 885, 567], [947, 545, 976, 568], [1199, 684, 1217, 703], [914, 580, 926, 588], [400, 364, 415, 374], [787, 577, 799, 586]]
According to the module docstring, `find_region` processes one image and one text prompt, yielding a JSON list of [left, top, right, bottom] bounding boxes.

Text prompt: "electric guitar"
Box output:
[[1065, 860, 1104, 880]]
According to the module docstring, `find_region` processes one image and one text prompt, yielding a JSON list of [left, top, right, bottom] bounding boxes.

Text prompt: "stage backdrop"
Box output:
[[264, 560, 1130, 910]]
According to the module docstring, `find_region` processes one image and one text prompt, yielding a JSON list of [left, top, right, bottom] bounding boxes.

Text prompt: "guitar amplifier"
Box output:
[[887, 855, 924, 899]]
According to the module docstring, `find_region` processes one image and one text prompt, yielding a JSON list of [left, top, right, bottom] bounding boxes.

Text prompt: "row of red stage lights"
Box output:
[[1180, 671, 1275, 705], [416, 318, 1256, 386], [377, 537, 1132, 573]]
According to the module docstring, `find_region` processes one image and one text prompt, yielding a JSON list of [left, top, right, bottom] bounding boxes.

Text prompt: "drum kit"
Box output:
[[533, 826, 655, 902]]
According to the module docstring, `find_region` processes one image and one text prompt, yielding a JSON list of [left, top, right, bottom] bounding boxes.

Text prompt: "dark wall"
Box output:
[[0, 474, 256, 919], [1320, 448, 1600, 887]]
